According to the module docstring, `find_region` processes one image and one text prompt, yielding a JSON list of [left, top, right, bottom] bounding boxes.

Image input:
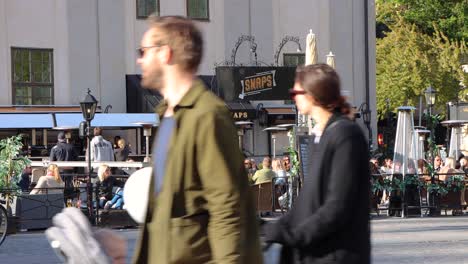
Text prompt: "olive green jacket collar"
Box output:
[[155, 79, 206, 117]]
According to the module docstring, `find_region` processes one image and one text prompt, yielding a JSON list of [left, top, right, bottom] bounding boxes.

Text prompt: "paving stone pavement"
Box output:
[[371, 215, 468, 264], [2, 215, 468, 263]]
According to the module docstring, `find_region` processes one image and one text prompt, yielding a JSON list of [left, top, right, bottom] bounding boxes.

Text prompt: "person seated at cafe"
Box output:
[[459, 156, 468, 173], [17, 165, 32, 192], [113, 135, 121, 150], [272, 158, 287, 185], [439, 157, 456, 181], [30, 164, 64, 195], [282, 156, 291, 172], [434, 155, 443, 172], [250, 158, 258, 173], [252, 157, 276, 184], [97, 164, 125, 209], [244, 158, 254, 183]]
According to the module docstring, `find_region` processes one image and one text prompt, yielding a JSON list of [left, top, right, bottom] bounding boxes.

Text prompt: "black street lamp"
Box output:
[[424, 86, 437, 116], [80, 89, 98, 221], [359, 102, 372, 150], [424, 86, 437, 157], [423, 86, 438, 216]]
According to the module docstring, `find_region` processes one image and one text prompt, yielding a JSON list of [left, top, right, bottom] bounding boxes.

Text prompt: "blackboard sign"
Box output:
[[297, 135, 312, 180]]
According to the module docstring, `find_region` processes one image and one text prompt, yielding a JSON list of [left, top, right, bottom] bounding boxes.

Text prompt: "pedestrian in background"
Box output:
[[114, 138, 131, 162], [50, 132, 78, 201], [264, 64, 370, 264], [90, 127, 114, 165]]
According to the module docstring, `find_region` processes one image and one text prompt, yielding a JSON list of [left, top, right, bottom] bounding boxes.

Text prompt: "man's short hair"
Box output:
[[94, 127, 103, 136], [57, 132, 66, 141], [147, 15, 203, 73]]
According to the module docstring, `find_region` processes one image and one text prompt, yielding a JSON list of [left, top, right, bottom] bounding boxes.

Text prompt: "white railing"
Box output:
[[30, 161, 150, 168]]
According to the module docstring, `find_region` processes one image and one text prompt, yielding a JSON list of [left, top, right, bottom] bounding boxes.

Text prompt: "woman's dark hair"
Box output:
[[295, 63, 351, 115]]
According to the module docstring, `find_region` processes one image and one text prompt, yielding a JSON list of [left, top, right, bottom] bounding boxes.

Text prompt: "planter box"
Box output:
[[13, 193, 64, 230], [97, 209, 137, 228], [6, 216, 18, 234], [440, 190, 462, 210]]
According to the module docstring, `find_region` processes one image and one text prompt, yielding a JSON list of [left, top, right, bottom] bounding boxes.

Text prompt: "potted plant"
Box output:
[[279, 130, 301, 210], [0, 135, 31, 231], [441, 175, 465, 215]]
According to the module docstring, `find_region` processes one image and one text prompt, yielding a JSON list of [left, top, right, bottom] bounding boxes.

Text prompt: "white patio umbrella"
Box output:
[[305, 29, 317, 65], [304, 29, 318, 135], [326, 51, 335, 69]]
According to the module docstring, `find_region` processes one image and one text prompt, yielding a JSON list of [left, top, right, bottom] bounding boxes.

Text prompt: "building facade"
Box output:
[[0, 0, 376, 157]]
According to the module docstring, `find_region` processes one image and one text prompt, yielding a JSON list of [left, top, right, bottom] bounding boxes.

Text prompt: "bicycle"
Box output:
[[0, 200, 8, 246]]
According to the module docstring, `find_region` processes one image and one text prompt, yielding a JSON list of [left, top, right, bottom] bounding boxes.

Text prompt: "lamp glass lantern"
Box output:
[[362, 109, 371, 124], [424, 86, 437, 107], [80, 89, 98, 122]]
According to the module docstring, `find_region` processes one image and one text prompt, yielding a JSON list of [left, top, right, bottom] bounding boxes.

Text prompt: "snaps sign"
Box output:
[[239, 70, 276, 99], [215, 66, 296, 101]]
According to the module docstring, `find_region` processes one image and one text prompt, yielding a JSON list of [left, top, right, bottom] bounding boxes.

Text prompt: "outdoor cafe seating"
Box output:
[[2, 161, 147, 231], [371, 172, 467, 217]]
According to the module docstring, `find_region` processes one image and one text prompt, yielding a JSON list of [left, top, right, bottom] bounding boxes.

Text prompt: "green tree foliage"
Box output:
[[0, 135, 30, 190], [376, 17, 467, 119], [376, 0, 468, 42]]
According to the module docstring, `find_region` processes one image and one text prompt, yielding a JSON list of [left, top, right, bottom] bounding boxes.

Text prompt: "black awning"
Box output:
[[226, 102, 256, 121], [260, 106, 296, 126], [264, 107, 296, 115]]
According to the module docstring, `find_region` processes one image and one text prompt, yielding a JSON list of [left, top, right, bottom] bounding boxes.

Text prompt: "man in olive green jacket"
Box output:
[[133, 16, 262, 263]]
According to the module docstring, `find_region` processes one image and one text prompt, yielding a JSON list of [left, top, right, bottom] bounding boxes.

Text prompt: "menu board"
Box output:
[[297, 135, 312, 180]]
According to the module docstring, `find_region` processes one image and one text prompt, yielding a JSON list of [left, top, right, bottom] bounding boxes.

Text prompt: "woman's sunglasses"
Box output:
[[288, 88, 307, 99]]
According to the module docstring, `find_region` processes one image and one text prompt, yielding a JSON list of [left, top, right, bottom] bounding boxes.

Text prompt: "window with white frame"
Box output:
[[187, 0, 209, 20], [11, 48, 54, 105], [137, 0, 159, 19]]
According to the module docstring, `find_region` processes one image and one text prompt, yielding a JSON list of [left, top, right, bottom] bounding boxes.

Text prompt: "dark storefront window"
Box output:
[[283, 53, 305, 66], [137, 0, 160, 19], [187, 0, 209, 20]]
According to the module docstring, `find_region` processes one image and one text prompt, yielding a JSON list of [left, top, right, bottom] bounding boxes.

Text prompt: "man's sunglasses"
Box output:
[[288, 89, 307, 98], [136, 45, 163, 58]]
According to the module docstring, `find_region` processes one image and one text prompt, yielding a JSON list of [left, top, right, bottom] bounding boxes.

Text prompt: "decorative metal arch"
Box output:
[[104, 104, 112, 113], [274, 36, 302, 66], [231, 35, 258, 66]]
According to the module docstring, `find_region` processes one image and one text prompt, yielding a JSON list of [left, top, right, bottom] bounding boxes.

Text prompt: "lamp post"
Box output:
[[424, 86, 437, 160], [80, 89, 98, 221], [359, 102, 372, 150], [424, 86, 437, 116], [385, 99, 392, 157]]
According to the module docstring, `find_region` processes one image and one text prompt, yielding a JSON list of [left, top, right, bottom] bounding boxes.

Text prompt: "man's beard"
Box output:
[[141, 67, 164, 92]]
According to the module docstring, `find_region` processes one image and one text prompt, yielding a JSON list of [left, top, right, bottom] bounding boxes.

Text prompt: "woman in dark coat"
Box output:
[[264, 64, 370, 264]]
